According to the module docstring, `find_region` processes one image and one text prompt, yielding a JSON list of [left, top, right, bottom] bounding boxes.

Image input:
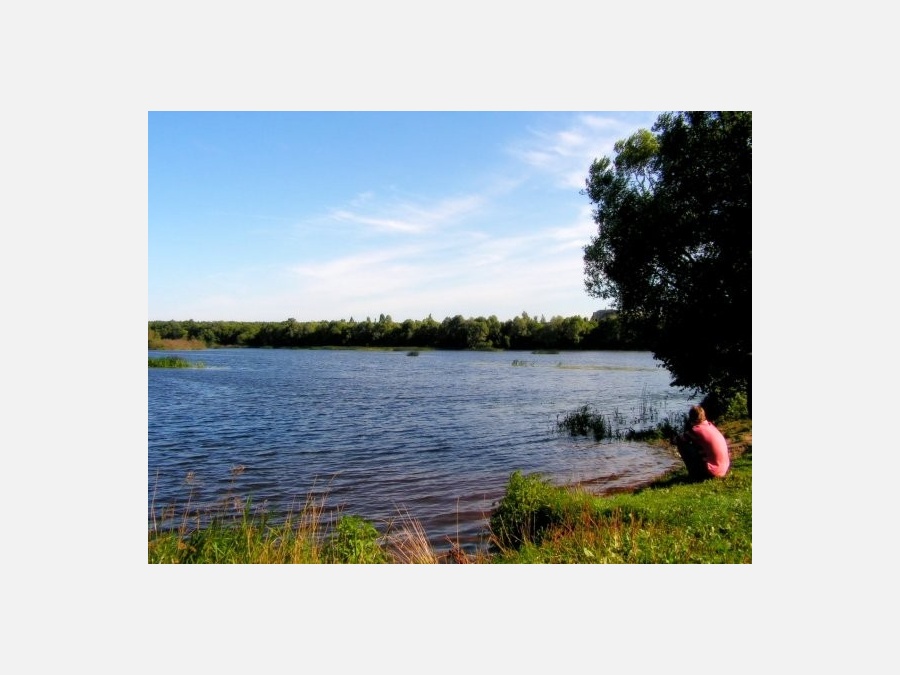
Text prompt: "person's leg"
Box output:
[[675, 436, 711, 481]]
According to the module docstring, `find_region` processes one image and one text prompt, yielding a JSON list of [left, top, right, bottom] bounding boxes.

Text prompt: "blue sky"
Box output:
[[149, 111, 662, 322]]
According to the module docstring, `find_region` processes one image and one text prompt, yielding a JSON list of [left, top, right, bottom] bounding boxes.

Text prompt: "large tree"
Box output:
[[582, 111, 751, 414]]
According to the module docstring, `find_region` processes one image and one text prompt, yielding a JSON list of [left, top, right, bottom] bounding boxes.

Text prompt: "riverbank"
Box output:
[[148, 418, 751, 564], [487, 418, 751, 563]]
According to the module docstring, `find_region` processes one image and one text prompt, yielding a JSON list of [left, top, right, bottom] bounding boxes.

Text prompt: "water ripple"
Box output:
[[149, 349, 697, 553]]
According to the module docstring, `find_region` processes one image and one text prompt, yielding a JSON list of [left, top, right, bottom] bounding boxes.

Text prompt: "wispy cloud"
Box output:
[[330, 210, 427, 234], [510, 112, 660, 189], [150, 113, 641, 322], [271, 202, 600, 321], [171, 208, 602, 322], [329, 193, 485, 234]]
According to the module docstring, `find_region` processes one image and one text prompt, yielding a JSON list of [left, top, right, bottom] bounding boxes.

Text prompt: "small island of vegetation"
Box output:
[[148, 356, 205, 369]]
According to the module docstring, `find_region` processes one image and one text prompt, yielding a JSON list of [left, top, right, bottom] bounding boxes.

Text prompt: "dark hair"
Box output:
[[688, 405, 707, 425]]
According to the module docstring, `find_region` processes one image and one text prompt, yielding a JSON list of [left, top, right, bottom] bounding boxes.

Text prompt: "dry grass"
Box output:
[[383, 507, 440, 564]]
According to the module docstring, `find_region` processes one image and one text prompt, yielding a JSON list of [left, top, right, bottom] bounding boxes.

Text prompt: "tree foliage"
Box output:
[[582, 111, 751, 412], [147, 310, 640, 352]]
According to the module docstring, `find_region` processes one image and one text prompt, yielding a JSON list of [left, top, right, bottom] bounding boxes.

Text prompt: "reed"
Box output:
[[557, 388, 671, 441], [556, 404, 612, 440], [621, 413, 687, 442], [383, 506, 439, 564], [148, 356, 205, 368], [148, 475, 444, 563]]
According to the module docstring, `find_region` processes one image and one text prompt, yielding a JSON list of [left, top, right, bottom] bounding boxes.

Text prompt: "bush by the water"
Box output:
[[701, 390, 750, 422], [488, 471, 575, 549], [323, 515, 390, 564]]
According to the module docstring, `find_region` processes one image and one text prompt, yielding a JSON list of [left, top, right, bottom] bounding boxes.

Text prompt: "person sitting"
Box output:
[[674, 405, 730, 480]]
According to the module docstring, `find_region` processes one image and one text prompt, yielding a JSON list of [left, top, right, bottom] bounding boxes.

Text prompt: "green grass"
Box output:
[[148, 494, 327, 564], [488, 420, 752, 563], [148, 356, 205, 368], [148, 488, 449, 564]]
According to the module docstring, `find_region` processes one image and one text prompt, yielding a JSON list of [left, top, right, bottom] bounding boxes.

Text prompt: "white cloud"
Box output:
[[151, 115, 635, 322], [330, 209, 427, 234], [166, 211, 603, 321], [268, 201, 601, 321], [329, 193, 485, 235], [511, 112, 660, 189]]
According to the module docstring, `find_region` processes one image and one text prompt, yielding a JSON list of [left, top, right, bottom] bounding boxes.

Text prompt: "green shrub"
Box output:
[[701, 390, 749, 422], [489, 472, 566, 550], [323, 515, 389, 564]]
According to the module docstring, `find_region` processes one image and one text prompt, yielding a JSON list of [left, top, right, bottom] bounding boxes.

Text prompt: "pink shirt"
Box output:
[[689, 421, 730, 477]]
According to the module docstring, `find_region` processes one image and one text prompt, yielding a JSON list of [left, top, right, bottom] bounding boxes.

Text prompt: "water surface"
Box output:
[[148, 349, 696, 553]]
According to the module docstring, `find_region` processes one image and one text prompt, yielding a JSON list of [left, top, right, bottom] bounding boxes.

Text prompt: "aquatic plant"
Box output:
[[148, 356, 205, 368], [621, 413, 688, 442], [557, 405, 612, 440]]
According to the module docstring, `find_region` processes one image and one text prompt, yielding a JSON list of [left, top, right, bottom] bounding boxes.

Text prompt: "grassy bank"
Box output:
[[490, 427, 751, 563], [148, 419, 751, 564]]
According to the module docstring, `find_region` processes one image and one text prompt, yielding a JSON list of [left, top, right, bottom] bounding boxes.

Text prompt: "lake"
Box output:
[[148, 348, 698, 554]]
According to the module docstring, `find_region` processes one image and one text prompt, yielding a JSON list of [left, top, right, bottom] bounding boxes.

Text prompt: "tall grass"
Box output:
[[149, 481, 445, 564], [383, 506, 440, 564]]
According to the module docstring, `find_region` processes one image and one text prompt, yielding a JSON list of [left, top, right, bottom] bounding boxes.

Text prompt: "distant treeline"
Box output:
[[149, 312, 651, 351]]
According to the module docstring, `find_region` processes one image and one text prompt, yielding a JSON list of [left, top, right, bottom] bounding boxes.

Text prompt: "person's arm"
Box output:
[[674, 425, 694, 445], [679, 425, 704, 447]]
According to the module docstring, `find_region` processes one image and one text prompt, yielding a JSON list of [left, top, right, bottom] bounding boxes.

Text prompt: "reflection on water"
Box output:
[[148, 349, 697, 553]]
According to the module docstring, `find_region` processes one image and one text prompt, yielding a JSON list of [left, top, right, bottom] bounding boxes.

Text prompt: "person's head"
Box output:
[[688, 405, 707, 425]]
